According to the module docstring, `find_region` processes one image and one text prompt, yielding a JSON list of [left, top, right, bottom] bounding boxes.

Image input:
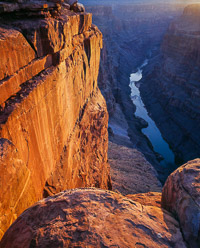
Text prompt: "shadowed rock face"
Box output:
[[162, 159, 200, 248], [0, 188, 187, 248], [140, 4, 200, 164], [0, 1, 111, 238]]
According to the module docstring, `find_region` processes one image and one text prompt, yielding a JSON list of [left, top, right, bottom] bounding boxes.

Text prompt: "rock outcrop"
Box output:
[[0, 188, 187, 248], [162, 159, 200, 247], [140, 4, 200, 164], [0, 0, 111, 238]]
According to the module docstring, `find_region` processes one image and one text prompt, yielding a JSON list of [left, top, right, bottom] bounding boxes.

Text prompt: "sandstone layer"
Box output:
[[140, 4, 200, 164], [162, 159, 200, 247], [0, 1, 111, 238], [0, 188, 187, 248]]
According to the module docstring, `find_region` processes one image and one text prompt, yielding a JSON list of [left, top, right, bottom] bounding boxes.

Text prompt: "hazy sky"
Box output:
[[81, 0, 200, 4]]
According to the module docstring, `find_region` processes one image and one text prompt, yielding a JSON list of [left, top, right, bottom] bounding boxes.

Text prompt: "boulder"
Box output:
[[0, 188, 186, 248], [162, 159, 200, 247]]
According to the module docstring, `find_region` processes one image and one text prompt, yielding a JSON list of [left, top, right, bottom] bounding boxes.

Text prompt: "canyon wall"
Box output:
[[0, 1, 111, 238], [140, 4, 200, 165]]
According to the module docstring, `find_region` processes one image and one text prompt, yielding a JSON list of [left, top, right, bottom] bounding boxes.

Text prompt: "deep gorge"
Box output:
[[85, 2, 185, 182]]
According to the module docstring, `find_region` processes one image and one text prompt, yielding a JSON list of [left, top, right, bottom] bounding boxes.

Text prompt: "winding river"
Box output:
[[129, 60, 175, 168]]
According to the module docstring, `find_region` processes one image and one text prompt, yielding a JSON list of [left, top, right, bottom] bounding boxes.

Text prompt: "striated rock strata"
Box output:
[[0, 1, 111, 238], [0, 188, 187, 248]]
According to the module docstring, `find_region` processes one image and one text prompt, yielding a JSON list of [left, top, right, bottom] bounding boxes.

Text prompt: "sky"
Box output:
[[81, 0, 200, 5]]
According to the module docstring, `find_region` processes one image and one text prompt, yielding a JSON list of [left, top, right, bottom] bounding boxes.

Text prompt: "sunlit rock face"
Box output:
[[0, 1, 111, 238], [140, 4, 200, 164], [0, 188, 187, 248]]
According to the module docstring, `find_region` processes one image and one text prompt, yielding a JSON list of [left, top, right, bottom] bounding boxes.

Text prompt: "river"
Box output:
[[129, 59, 175, 168]]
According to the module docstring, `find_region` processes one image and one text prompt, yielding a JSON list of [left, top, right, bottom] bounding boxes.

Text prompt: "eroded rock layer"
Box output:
[[0, 1, 111, 238]]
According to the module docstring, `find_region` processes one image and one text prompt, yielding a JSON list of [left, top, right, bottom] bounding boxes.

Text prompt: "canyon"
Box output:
[[0, 0, 200, 247], [140, 3, 200, 168], [85, 2, 185, 183]]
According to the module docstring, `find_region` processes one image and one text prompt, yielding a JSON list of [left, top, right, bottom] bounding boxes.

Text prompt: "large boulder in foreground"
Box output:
[[0, 188, 186, 248], [162, 159, 200, 248]]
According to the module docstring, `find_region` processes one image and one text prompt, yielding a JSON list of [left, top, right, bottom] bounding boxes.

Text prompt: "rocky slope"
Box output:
[[0, 0, 111, 238], [140, 4, 200, 165], [1, 159, 199, 247], [109, 141, 162, 195]]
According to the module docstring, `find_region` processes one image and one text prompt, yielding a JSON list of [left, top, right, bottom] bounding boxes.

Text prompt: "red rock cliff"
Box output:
[[0, 1, 111, 238]]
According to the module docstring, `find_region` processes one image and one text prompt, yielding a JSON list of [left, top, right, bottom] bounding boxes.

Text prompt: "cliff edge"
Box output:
[[0, 0, 111, 238]]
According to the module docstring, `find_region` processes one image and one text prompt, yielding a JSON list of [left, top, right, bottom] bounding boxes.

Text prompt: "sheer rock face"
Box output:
[[0, 3, 111, 238], [0, 188, 187, 248], [162, 159, 200, 248]]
